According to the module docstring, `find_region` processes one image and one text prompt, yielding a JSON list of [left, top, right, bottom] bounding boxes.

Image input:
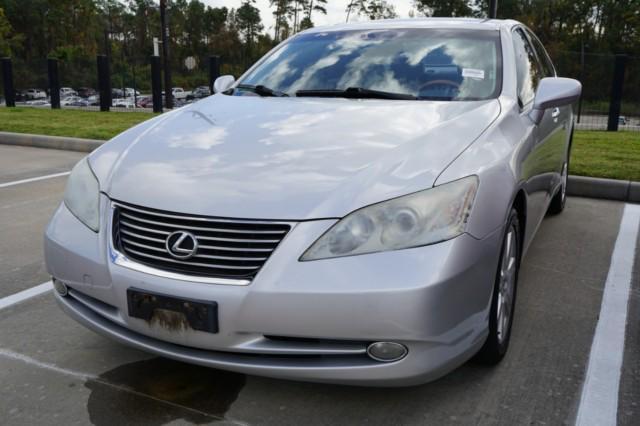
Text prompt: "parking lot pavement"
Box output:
[[0, 146, 84, 298], [1, 145, 639, 425], [0, 145, 84, 184]]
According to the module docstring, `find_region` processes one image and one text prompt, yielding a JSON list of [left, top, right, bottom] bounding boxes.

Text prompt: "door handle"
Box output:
[[551, 107, 560, 118]]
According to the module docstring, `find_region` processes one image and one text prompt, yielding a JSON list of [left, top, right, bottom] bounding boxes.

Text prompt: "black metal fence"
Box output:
[[551, 51, 638, 131], [1, 50, 638, 132], [0, 53, 222, 113]]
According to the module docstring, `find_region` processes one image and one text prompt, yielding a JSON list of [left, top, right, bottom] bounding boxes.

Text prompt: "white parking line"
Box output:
[[0, 281, 53, 310], [0, 171, 70, 188], [576, 203, 640, 426]]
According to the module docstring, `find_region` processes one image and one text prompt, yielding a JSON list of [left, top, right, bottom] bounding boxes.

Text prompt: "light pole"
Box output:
[[160, 0, 173, 109], [489, 0, 498, 19], [577, 37, 586, 123]]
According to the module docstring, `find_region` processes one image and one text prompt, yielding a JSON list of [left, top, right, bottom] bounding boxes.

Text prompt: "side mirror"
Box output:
[[529, 77, 582, 125], [213, 75, 236, 94]]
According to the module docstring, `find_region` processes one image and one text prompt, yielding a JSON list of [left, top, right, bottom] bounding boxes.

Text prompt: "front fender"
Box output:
[[434, 97, 525, 240]]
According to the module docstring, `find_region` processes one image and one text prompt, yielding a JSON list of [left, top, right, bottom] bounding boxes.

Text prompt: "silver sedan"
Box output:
[[45, 18, 581, 386]]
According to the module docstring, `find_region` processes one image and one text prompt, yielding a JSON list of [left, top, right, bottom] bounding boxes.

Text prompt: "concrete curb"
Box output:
[[0, 131, 104, 153], [568, 175, 640, 203]]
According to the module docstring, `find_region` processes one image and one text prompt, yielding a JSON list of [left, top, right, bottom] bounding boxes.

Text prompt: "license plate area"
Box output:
[[127, 288, 219, 333]]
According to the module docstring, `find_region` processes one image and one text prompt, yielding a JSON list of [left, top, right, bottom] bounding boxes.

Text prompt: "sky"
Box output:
[[202, 1, 416, 34]]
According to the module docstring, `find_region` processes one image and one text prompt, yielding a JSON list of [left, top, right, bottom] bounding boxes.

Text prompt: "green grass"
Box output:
[[0, 107, 153, 140], [1, 108, 639, 181], [571, 131, 640, 181]]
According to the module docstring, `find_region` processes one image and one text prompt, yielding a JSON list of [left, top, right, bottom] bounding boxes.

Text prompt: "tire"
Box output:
[[549, 131, 573, 215], [548, 159, 568, 215], [476, 208, 521, 365]]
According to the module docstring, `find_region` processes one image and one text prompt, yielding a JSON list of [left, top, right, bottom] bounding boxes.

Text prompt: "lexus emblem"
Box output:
[[166, 231, 198, 259]]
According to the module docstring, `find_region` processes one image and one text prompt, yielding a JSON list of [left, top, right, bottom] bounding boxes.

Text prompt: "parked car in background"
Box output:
[[71, 99, 91, 107], [25, 99, 50, 106], [187, 86, 211, 100], [60, 87, 78, 97], [87, 95, 100, 106], [60, 96, 84, 106], [124, 88, 141, 98], [77, 87, 97, 98], [111, 88, 124, 99], [156, 92, 180, 107], [112, 98, 135, 108], [136, 96, 153, 108], [171, 87, 190, 100], [61, 96, 90, 107], [14, 90, 29, 102], [173, 98, 189, 107], [24, 88, 47, 100], [46, 18, 581, 386]]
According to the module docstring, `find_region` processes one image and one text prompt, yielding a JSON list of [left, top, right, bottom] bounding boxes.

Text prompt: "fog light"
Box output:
[[366, 342, 408, 362], [52, 279, 68, 297]]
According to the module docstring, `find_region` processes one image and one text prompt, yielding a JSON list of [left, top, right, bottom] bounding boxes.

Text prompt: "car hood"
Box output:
[[94, 94, 500, 220]]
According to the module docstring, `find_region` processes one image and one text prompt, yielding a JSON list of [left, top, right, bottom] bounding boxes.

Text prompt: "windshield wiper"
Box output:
[[296, 87, 417, 100], [236, 84, 288, 97]]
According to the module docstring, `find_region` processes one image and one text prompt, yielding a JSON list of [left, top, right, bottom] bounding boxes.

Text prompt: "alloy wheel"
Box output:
[[496, 226, 517, 344]]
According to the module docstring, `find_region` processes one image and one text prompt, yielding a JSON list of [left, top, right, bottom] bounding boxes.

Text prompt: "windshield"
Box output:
[[239, 28, 502, 101]]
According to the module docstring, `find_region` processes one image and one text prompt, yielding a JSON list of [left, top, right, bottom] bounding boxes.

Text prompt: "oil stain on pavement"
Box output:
[[85, 357, 246, 425]]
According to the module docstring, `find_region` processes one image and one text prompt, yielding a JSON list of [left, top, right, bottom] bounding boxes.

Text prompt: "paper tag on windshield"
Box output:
[[462, 68, 485, 80]]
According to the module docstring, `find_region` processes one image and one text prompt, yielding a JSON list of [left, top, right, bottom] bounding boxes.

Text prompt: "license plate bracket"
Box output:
[[127, 288, 219, 333]]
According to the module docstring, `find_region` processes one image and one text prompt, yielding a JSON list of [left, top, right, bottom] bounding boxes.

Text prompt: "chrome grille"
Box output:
[[111, 201, 291, 280]]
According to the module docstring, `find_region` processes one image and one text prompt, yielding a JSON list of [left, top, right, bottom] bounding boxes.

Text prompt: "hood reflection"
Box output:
[[104, 95, 499, 219]]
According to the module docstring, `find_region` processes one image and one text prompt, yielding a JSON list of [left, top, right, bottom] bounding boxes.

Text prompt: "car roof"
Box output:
[[304, 17, 518, 34]]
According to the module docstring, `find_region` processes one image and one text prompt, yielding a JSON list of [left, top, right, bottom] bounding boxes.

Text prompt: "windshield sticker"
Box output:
[[462, 68, 485, 80]]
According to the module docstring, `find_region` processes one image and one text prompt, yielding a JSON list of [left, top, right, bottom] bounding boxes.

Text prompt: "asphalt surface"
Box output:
[[0, 144, 638, 426]]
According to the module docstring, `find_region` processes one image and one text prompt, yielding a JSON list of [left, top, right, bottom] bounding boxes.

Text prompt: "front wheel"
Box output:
[[548, 161, 568, 215], [476, 208, 521, 364]]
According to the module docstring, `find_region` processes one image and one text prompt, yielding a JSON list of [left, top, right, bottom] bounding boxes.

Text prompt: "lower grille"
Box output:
[[111, 201, 291, 280]]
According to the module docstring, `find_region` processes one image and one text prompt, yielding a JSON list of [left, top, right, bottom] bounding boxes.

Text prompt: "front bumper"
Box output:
[[45, 196, 503, 386]]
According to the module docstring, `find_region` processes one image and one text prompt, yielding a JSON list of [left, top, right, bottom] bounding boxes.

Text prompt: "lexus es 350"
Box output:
[[45, 18, 581, 386]]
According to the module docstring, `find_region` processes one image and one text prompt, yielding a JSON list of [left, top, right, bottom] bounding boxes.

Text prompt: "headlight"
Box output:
[[64, 158, 100, 232], [301, 176, 478, 260]]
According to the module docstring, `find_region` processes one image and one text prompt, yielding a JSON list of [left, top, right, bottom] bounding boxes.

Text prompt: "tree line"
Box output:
[[0, 0, 638, 96]]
